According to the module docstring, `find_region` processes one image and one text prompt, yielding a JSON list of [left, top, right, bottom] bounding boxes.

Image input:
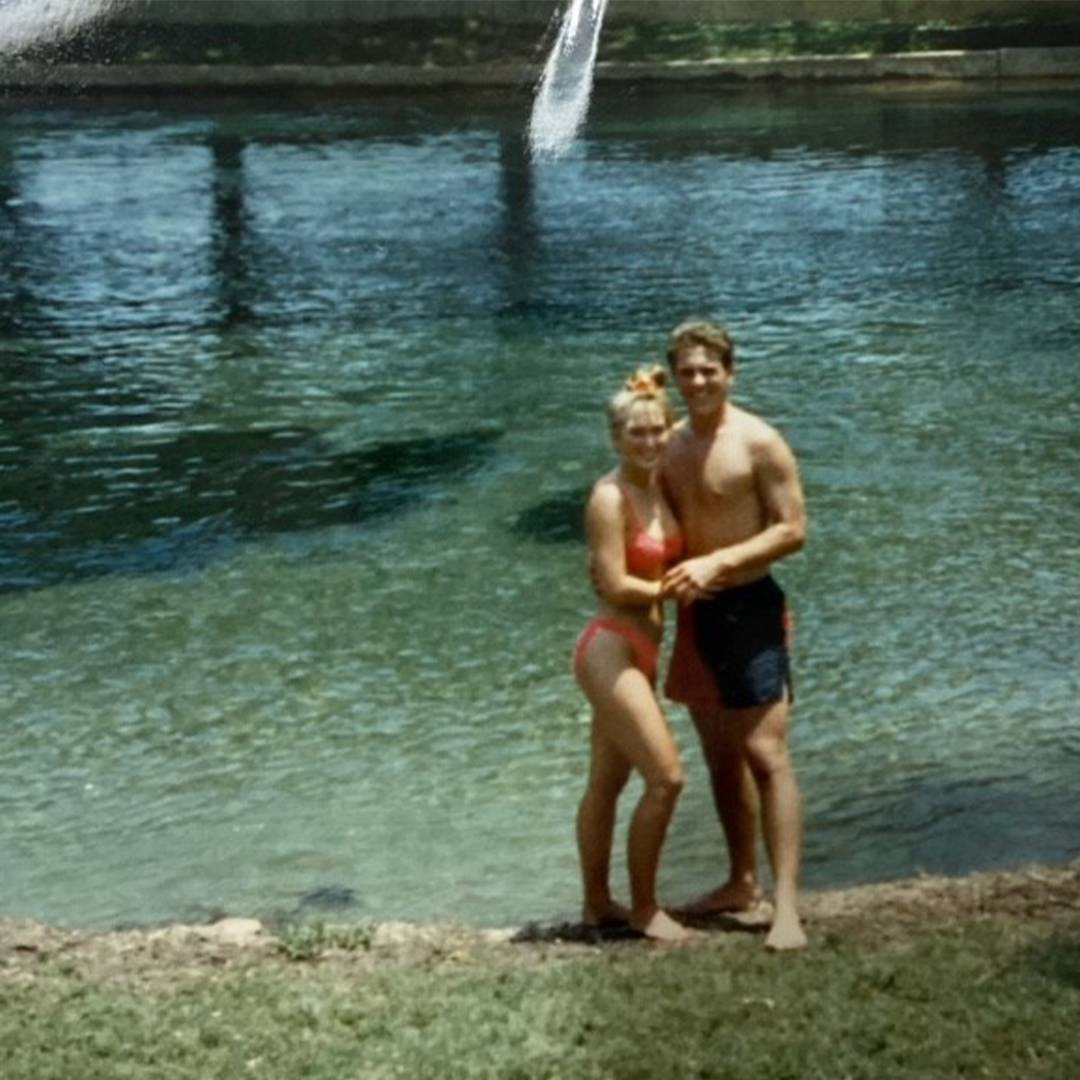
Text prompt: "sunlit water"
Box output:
[[1, 85, 1078, 930]]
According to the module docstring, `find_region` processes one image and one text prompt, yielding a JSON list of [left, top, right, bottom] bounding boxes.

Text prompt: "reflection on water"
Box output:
[[2, 424, 501, 587], [512, 486, 589, 545], [1, 85, 1078, 929]]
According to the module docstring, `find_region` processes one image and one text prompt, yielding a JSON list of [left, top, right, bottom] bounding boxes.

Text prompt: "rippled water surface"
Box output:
[[1, 84, 1078, 929]]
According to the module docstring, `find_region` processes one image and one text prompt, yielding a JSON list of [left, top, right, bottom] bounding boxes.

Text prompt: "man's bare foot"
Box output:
[[582, 900, 632, 928], [632, 908, 694, 944], [764, 910, 807, 952], [676, 879, 761, 917]]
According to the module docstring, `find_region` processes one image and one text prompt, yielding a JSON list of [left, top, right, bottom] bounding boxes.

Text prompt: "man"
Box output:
[[660, 319, 807, 951]]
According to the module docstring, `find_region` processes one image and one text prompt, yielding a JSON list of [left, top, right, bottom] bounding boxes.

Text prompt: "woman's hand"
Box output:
[[662, 550, 737, 603]]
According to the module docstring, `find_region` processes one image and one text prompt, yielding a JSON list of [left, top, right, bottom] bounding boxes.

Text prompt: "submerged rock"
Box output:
[[297, 885, 359, 913]]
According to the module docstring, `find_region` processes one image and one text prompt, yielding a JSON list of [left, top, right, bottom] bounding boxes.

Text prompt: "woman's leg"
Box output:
[[576, 721, 633, 925], [576, 630, 688, 940]]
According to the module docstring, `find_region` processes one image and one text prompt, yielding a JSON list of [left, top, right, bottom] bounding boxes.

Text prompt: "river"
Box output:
[[1, 82, 1078, 928]]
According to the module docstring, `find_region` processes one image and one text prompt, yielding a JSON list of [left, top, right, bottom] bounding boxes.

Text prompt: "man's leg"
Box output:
[[724, 693, 806, 950], [678, 705, 761, 915]]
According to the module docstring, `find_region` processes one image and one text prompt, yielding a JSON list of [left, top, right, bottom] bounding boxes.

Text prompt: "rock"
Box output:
[[192, 917, 267, 948], [297, 885, 357, 913]]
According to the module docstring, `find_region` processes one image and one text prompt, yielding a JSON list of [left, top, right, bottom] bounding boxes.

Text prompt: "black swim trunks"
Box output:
[[690, 575, 793, 709]]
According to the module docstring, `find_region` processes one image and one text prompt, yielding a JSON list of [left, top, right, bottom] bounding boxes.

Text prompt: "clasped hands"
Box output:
[[588, 550, 739, 605], [662, 550, 739, 604]]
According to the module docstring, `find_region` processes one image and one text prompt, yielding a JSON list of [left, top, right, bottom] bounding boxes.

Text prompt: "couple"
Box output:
[[572, 319, 807, 950]]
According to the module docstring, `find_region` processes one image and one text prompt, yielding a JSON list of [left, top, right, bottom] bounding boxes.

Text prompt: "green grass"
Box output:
[[273, 918, 376, 961], [3, 915, 1078, 1079], [596, 17, 1080, 62]]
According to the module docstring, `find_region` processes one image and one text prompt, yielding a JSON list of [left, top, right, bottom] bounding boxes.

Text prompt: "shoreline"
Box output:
[[4, 858, 1078, 981], [3, 46, 1080, 92], [6, 859, 1077, 1079]]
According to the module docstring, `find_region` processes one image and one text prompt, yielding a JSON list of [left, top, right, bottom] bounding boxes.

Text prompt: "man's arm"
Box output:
[[664, 428, 806, 600]]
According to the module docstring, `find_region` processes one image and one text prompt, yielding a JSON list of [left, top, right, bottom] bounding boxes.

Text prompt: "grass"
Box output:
[[2, 903, 1078, 1079], [596, 17, 1080, 62], [274, 919, 376, 961]]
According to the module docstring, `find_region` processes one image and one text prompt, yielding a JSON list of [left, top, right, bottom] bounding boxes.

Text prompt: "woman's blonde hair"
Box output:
[[606, 365, 675, 435]]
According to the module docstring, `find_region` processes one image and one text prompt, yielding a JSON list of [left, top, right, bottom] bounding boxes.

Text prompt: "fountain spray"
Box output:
[[528, 0, 609, 162]]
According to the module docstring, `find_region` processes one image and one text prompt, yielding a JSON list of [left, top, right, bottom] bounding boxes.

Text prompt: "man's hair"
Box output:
[[666, 320, 736, 372]]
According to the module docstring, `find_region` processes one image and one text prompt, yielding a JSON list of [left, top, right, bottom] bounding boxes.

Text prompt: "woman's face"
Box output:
[[614, 399, 669, 473]]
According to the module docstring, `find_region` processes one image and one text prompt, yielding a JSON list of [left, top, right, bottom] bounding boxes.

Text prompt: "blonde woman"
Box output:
[[572, 367, 690, 943]]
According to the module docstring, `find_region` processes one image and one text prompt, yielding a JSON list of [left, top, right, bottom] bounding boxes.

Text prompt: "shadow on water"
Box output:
[[208, 132, 256, 329], [496, 129, 540, 318], [510, 484, 589, 545], [0, 425, 502, 590]]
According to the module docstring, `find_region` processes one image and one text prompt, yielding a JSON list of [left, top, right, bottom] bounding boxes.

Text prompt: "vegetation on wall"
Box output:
[[14, 15, 1080, 67]]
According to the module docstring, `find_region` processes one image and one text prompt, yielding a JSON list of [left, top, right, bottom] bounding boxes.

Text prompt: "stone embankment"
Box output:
[[3, 46, 1080, 91]]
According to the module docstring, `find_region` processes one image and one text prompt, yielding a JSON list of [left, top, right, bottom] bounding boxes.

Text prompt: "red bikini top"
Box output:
[[620, 484, 684, 579]]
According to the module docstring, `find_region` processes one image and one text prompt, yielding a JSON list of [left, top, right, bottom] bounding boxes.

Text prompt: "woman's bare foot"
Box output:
[[764, 908, 807, 952], [633, 908, 694, 944], [676, 878, 761, 917], [582, 900, 632, 928]]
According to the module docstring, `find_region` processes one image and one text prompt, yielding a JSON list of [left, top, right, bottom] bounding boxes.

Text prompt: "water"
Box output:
[[0, 0, 118, 55], [529, 0, 608, 160], [1, 84, 1079, 930]]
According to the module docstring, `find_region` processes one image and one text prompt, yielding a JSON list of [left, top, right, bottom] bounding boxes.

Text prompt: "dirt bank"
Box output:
[[3, 859, 1077, 988]]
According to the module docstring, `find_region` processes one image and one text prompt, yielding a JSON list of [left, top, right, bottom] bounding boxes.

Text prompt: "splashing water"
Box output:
[[528, 0, 608, 161], [0, 0, 120, 55]]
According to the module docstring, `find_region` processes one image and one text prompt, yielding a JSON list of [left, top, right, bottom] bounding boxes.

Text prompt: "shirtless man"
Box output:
[[660, 319, 807, 951]]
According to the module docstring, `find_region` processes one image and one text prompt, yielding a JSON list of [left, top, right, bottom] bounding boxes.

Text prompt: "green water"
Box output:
[[1, 85, 1078, 928]]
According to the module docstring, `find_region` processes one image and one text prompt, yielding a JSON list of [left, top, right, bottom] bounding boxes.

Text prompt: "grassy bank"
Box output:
[[17, 16, 1080, 68], [3, 862, 1078, 1079]]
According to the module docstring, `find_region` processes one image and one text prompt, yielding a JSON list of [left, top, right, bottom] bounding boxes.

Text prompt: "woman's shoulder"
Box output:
[[586, 472, 627, 520]]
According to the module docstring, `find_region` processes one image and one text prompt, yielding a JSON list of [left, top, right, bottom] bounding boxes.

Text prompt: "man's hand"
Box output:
[[662, 550, 738, 603]]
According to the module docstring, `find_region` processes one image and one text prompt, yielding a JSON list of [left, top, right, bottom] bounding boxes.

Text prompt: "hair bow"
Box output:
[[627, 372, 658, 394]]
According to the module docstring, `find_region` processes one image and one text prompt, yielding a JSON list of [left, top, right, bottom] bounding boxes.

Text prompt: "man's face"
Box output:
[[673, 344, 732, 419]]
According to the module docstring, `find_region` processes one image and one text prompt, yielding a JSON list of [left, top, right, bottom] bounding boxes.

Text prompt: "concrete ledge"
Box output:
[[2, 47, 1079, 91], [1000, 44, 1080, 76], [593, 50, 1001, 83], [0, 62, 538, 91]]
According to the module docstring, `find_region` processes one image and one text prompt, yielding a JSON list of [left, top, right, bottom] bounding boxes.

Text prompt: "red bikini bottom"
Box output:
[[573, 617, 660, 686]]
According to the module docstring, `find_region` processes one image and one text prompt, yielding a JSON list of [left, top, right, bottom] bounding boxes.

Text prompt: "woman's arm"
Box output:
[[587, 481, 664, 608]]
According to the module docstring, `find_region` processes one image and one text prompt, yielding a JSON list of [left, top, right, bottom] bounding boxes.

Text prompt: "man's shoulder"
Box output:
[[730, 406, 799, 475], [662, 421, 695, 475], [664, 418, 693, 451], [731, 404, 786, 447]]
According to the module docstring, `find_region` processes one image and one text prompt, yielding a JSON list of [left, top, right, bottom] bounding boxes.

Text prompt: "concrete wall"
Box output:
[[115, 1, 1080, 27]]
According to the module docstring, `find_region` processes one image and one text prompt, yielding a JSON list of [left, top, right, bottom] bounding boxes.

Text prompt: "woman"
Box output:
[[572, 366, 690, 943]]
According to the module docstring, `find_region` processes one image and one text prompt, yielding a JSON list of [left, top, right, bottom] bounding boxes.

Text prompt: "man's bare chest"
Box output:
[[673, 437, 756, 506]]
